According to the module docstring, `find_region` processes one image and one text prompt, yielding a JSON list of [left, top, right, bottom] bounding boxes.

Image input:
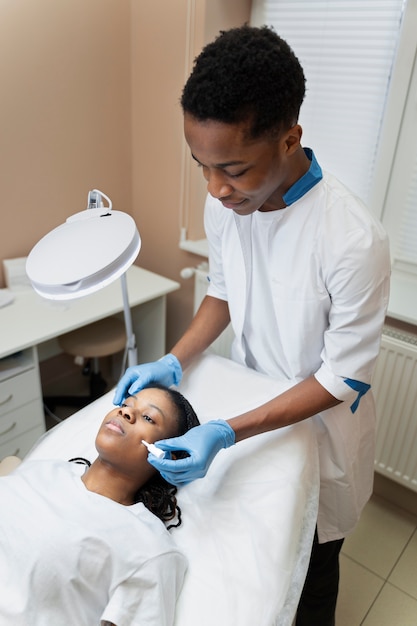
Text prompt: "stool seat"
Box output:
[[59, 317, 126, 358]]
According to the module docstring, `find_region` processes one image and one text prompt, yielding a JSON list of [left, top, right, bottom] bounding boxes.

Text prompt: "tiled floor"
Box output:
[[337, 494, 417, 625]]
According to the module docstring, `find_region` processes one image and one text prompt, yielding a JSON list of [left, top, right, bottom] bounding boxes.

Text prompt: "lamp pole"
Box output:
[[120, 272, 137, 368]]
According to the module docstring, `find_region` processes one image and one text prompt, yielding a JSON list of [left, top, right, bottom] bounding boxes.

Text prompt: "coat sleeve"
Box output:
[[314, 194, 391, 404]]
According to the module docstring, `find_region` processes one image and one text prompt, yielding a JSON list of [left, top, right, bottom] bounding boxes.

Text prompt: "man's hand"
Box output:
[[113, 354, 182, 405], [146, 420, 235, 486]]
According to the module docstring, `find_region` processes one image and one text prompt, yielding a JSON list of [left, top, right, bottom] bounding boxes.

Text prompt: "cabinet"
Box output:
[[0, 347, 45, 459]]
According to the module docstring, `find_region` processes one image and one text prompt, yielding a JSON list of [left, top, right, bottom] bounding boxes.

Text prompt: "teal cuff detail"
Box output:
[[344, 378, 371, 413]]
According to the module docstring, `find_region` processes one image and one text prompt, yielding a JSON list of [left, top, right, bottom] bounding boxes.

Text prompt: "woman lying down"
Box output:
[[0, 384, 200, 626]]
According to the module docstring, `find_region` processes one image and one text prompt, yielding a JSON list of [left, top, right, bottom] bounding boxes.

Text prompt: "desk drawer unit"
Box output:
[[0, 367, 41, 413], [0, 348, 45, 459], [0, 424, 45, 459]]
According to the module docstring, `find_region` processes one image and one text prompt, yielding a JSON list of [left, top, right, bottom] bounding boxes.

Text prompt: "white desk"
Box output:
[[0, 265, 179, 458], [0, 265, 179, 360]]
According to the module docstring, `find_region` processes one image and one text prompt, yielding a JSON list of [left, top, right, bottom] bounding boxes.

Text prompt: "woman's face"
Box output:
[[95, 388, 179, 471]]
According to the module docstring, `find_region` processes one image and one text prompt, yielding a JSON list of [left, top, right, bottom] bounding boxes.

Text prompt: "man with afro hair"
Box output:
[[115, 25, 390, 625]]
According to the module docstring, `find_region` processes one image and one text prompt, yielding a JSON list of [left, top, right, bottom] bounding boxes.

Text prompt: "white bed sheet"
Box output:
[[26, 354, 319, 626]]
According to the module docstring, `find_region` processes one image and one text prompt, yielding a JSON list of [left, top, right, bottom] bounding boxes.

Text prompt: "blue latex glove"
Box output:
[[146, 420, 235, 486], [113, 353, 182, 405]]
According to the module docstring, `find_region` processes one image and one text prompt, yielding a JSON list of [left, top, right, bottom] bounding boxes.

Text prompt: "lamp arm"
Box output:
[[120, 272, 137, 368]]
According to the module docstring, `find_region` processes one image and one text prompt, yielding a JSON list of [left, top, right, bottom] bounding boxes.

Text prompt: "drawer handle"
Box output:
[[0, 421, 17, 437], [0, 393, 13, 406]]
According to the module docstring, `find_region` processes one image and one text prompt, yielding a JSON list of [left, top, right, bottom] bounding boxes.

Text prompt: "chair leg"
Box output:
[[43, 358, 108, 411], [89, 370, 108, 399], [43, 394, 91, 411]]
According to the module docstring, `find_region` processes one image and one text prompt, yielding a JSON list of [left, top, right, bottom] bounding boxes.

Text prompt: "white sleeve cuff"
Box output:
[[314, 364, 359, 404]]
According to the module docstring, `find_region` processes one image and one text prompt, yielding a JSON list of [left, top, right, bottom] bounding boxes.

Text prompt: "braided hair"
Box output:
[[134, 384, 200, 529], [70, 385, 199, 530]]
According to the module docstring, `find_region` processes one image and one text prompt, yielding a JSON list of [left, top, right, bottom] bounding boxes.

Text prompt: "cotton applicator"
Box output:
[[142, 440, 166, 459]]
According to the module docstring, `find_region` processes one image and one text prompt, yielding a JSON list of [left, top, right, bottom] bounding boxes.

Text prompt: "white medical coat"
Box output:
[[205, 165, 390, 542]]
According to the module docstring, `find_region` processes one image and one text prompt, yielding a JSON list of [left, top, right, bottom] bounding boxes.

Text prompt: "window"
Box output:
[[380, 48, 417, 324], [382, 48, 417, 274], [250, 0, 405, 209], [251, 0, 417, 324]]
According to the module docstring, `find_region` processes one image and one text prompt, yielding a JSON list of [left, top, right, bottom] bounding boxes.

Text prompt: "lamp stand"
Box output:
[[120, 272, 138, 369]]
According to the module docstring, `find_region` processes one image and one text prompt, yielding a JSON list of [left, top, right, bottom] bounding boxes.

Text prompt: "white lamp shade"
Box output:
[[26, 209, 141, 300]]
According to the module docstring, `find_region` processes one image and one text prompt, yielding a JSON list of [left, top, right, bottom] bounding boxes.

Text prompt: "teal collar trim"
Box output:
[[282, 148, 323, 206]]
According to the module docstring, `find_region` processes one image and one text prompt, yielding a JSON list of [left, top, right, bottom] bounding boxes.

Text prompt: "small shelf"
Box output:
[[179, 238, 209, 258]]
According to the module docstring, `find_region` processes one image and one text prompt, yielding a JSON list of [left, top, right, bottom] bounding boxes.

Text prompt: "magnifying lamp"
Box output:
[[26, 189, 140, 368]]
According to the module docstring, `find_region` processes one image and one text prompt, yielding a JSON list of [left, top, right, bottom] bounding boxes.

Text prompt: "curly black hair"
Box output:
[[181, 24, 306, 138]]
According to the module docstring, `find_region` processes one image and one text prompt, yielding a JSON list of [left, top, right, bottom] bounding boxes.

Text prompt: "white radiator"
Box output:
[[181, 262, 234, 358], [373, 326, 417, 492]]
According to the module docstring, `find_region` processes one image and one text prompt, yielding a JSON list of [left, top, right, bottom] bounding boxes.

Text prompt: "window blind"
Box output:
[[250, 0, 405, 207]]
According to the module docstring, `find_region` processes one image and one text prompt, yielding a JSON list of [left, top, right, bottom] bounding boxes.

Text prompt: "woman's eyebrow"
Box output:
[[130, 396, 167, 419], [147, 403, 166, 419]]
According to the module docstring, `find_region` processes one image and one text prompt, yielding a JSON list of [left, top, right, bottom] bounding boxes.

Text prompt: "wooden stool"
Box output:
[[44, 316, 126, 410]]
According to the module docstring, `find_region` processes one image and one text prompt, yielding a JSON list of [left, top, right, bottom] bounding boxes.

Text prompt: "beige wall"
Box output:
[[130, 0, 251, 347], [0, 0, 132, 271], [0, 0, 251, 351]]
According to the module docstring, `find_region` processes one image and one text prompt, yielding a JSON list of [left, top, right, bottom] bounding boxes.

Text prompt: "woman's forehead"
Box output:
[[132, 388, 174, 416]]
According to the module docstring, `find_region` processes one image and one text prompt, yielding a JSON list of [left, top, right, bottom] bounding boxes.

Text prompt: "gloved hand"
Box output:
[[113, 353, 182, 405], [146, 420, 235, 486]]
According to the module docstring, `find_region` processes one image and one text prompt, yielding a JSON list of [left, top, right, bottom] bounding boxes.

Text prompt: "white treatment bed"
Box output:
[[25, 353, 319, 625]]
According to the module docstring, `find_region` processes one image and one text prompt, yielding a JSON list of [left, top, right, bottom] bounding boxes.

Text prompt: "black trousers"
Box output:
[[295, 530, 344, 626]]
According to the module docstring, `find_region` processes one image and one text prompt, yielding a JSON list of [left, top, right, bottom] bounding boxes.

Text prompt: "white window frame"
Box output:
[[371, 0, 417, 220], [374, 1, 417, 324]]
